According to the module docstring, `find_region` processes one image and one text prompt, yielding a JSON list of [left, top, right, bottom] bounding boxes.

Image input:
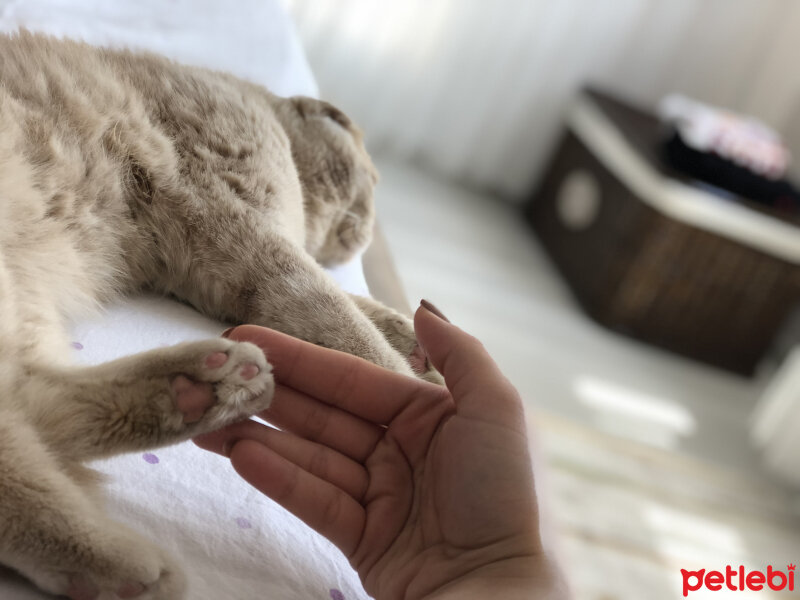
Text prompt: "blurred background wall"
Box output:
[[286, 0, 800, 200]]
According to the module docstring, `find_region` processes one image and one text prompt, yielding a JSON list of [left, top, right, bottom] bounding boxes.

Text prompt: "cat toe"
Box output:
[[176, 340, 274, 430], [66, 573, 151, 600], [408, 343, 428, 374], [171, 375, 215, 423], [117, 581, 146, 598], [66, 575, 99, 600], [406, 343, 444, 385], [204, 351, 229, 369]]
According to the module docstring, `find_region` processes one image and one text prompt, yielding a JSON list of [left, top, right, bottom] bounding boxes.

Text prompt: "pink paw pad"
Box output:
[[408, 344, 429, 374], [204, 351, 229, 369], [172, 375, 216, 423], [239, 363, 260, 381]]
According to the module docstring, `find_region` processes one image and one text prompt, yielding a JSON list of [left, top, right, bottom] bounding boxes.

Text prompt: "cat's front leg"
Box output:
[[19, 338, 273, 461], [171, 233, 418, 378]]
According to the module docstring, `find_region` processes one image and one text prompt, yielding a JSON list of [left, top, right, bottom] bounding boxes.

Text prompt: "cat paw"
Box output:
[[158, 339, 274, 433], [64, 555, 184, 600], [408, 343, 444, 385], [22, 531, 186, 600], [365, 310, 444, 385]]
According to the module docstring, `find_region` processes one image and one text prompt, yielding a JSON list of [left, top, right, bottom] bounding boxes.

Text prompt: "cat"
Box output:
[[0, 31, 438, 599]]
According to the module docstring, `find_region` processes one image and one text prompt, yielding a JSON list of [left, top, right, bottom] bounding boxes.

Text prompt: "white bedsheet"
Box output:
[[0, 1, 372, 598]]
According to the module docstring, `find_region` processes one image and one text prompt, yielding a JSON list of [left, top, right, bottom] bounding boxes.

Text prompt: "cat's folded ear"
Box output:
[[317, 100, 352, 130], [289, 96, 348, 125], [288, 96, 365, 141]]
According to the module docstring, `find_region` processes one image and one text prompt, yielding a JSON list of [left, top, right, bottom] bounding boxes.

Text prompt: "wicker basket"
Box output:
[[526, 90, 800, 375]]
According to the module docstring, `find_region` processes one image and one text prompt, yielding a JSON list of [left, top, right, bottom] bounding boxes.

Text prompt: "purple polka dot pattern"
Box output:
[[142, 453, 160, 464], [71, 341, 84, 350], [235, 517, 253, 529], [329, 589, 345, 600]]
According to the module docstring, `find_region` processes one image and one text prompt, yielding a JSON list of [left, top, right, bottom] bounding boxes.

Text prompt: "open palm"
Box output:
[[195, 307, 549, 600]]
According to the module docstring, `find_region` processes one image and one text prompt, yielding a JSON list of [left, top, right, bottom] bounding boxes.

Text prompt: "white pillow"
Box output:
[[0, 0, 318, 97]]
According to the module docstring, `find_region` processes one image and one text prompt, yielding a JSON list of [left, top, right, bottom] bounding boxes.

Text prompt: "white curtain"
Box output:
[[286, 0, 800, 200]]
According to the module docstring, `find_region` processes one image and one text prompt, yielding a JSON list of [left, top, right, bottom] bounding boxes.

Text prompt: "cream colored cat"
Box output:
[[0, 31, 436, 599]]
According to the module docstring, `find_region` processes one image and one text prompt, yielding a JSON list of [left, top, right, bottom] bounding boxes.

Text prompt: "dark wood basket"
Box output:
[[526, 92, 800, 375]]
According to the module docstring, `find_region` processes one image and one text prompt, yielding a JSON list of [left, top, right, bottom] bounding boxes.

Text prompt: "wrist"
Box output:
[[419, 555, 570, 600]]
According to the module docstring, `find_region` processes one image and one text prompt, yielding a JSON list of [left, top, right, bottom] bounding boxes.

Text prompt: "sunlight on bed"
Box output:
[[643, 503, 754, 598], [574, 376, 697, 450]]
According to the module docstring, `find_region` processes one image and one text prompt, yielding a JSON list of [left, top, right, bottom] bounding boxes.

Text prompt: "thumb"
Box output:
[[413, 301, 517, 408]]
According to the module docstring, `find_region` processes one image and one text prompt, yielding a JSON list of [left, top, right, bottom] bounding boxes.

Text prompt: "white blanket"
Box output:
[[0, 1, 372, 598]]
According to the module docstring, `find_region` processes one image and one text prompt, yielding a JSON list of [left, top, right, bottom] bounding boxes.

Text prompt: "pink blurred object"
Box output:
[[659, 94, 790, 180]]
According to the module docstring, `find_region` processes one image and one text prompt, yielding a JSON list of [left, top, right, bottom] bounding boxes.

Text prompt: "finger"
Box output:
[[195, 383, 383, 463], [229, 439, 366, 556], [226, 325, 443, 425], [413, 304, 523, 422], [194, 424, 251, 456], [413, 304, 509, 395], [194, 419, 369, 501], [261, 384, 383, 462]]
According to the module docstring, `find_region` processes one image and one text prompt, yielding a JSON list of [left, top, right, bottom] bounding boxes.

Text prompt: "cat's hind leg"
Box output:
[[0, 411, 186, 599]]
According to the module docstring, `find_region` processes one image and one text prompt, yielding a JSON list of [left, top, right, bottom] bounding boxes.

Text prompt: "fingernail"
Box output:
[[221, 327, 235, 338], [420, 299, 450, 323]]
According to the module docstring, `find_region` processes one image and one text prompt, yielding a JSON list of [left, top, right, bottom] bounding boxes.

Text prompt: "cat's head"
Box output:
[[274, 96, 379, 266]]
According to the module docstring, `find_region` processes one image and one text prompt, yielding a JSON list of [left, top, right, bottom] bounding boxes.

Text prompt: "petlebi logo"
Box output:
[[681, 564, 795, 596]]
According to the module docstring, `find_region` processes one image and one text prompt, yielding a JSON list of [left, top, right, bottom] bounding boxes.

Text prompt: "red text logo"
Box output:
[[681, 564, 795, 596]]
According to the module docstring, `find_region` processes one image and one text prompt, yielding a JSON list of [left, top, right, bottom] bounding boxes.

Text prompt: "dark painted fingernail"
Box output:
[[221, 327, 235, 338], [420, 299, 450, 322]]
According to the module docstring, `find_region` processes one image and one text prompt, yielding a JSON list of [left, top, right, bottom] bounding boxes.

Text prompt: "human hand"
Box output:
[[194, 303, 566, 599]]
